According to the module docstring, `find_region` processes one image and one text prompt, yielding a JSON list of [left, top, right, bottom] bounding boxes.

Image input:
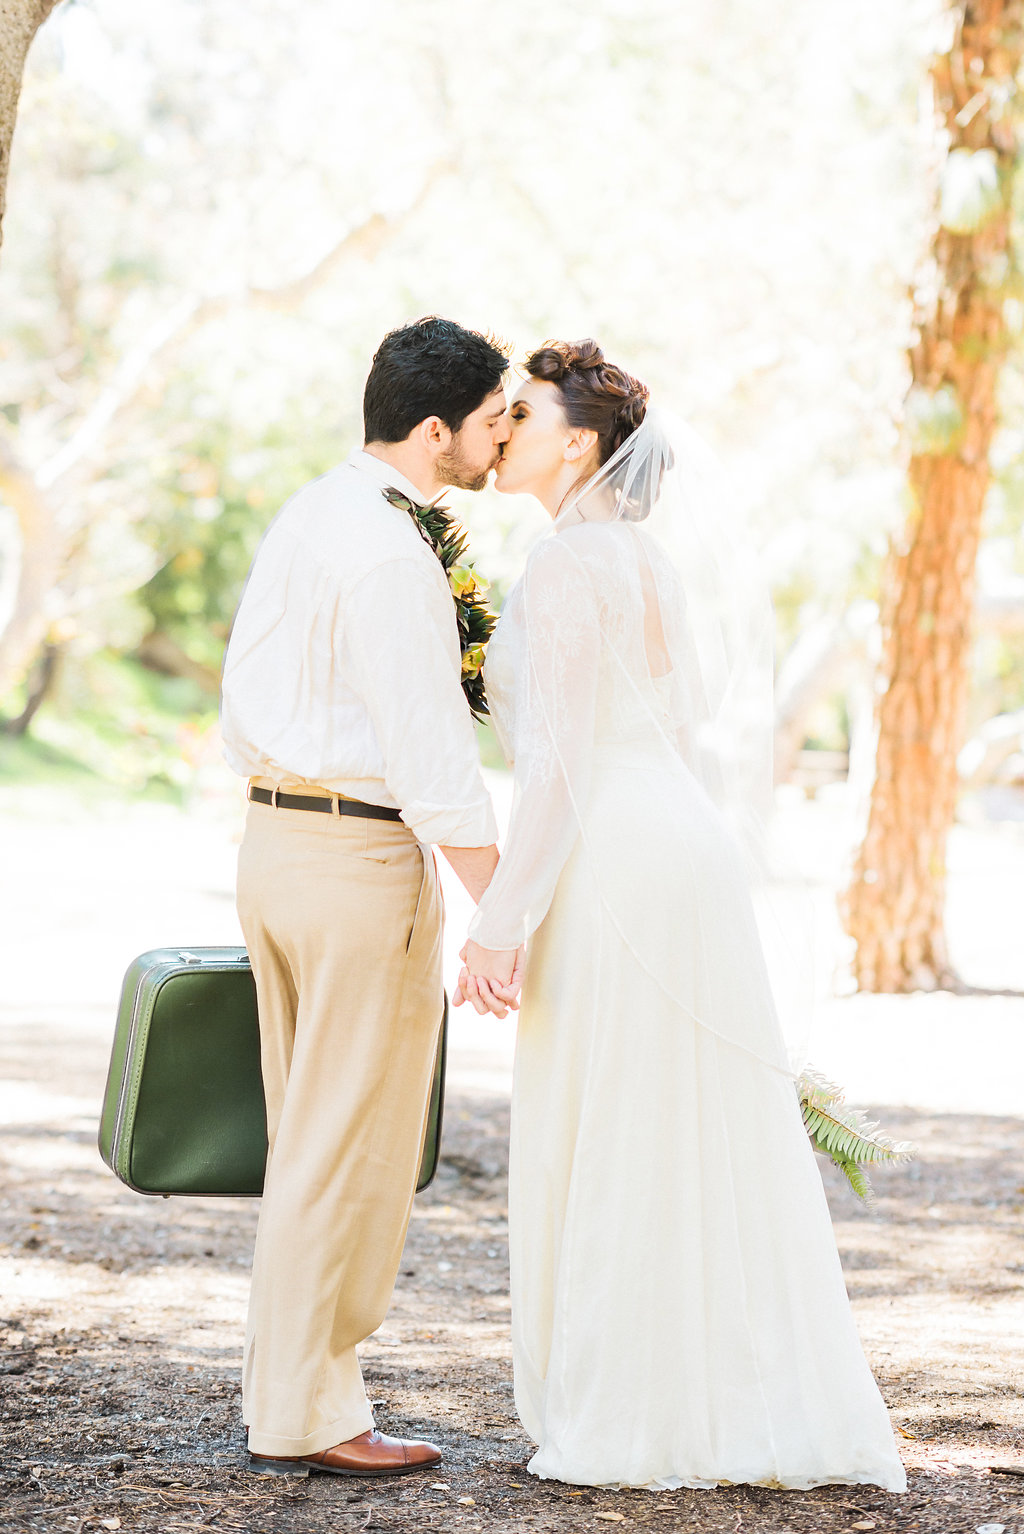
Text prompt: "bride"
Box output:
[[454, 339, 907, 1493]]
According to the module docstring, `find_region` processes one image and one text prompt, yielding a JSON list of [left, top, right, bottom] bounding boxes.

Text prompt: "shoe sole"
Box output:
[[249, 1457, 440, 1479], [249, 1459, 309, 1478]]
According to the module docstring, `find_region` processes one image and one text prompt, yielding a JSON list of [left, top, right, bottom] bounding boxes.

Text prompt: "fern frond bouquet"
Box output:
[[798, 1069, 914, 1203]]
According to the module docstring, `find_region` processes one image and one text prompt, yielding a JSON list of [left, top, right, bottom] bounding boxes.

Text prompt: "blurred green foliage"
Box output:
[[1, 0, 1023, 800], [137, 418, 338, 673], [0, 652, 211, 802]]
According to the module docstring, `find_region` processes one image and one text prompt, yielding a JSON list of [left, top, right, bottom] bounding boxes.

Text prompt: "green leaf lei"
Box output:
[[382, 486, 497, 722]]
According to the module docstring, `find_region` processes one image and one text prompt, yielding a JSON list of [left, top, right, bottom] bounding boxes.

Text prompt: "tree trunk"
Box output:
[[842, 0, 1023, 992], [0, 638, 58, 734], [0, 0, 62, 257], [0, 440, 62, 701], [0, 166, 448, 702], [136, 629, 221, 695]]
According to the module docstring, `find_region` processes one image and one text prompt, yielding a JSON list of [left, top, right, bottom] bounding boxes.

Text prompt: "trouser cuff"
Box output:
[[247, 1404, 375, 1459]]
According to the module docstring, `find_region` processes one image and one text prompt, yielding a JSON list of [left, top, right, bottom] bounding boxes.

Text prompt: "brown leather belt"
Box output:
[[248, 785, 402, 821]]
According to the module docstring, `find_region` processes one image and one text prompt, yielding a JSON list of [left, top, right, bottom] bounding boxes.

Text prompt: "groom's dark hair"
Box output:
[[363, 316, 510, 444]]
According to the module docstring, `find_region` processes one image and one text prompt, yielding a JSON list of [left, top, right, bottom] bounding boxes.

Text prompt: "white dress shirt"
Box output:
[[220, 451, 498, 849]]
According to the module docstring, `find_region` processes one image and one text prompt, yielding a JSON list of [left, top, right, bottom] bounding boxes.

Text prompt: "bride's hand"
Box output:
[[453, 941, 524, 1017]]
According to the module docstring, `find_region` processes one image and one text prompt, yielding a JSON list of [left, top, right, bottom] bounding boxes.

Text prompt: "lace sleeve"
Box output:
[[468, 536, 600, 951]]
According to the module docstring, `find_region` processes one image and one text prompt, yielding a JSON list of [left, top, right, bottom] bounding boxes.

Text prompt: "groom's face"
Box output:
[[437, 387, 511, 491]]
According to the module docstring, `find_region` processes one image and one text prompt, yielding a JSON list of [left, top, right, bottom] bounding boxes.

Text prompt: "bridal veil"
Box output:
[[469, 407, 804, 1078]]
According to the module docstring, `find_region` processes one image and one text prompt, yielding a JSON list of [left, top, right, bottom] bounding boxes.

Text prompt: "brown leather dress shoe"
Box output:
[[250, 1429, 442, 1478]]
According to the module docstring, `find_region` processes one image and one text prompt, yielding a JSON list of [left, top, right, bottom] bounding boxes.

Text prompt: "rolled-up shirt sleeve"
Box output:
[[344, 557, 498, 847]]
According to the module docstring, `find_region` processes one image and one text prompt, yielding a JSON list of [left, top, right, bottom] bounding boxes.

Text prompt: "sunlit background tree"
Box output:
[[1, 0, 1023, 992], [844, 0, 1024, 991]]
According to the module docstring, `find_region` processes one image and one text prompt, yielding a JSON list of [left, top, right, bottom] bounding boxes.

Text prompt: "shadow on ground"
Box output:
[[1, 1048, 1023, 1532]]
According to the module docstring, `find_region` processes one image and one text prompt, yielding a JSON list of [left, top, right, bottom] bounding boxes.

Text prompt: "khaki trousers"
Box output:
[[236, 796, 443, 1458]]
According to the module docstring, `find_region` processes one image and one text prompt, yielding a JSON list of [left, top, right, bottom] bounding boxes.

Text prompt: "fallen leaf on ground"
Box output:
[[851, 1523, 876, 1530], [595, 1516, 626, 1524], [457, 1497, 476, 1506]]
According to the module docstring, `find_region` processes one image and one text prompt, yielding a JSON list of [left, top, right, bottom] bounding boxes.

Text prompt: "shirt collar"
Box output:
[[346, 449, 437, 508]]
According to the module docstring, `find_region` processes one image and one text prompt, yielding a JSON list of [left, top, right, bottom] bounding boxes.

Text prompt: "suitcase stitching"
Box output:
[[114, 964, 166, 1189]]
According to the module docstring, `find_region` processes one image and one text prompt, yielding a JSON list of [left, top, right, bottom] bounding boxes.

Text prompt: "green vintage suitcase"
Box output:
[[98, 947, 447, 1198]]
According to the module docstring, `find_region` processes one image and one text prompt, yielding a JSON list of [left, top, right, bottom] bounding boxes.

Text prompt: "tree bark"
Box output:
[[0, 0, 62, 257], [842, 0, 1023, 992]]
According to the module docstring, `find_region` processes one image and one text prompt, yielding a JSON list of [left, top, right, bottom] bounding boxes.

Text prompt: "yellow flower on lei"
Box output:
[[448, 564, 489, 600], [461, 643, 486, 679]]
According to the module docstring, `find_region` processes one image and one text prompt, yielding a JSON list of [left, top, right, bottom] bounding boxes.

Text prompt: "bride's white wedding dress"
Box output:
[[468, 516, 906, 1493]]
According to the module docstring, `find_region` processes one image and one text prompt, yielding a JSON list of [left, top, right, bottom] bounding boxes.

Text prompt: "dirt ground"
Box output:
[[1, 790, 1023, 1533], [1, 1041, 1023, 1533]]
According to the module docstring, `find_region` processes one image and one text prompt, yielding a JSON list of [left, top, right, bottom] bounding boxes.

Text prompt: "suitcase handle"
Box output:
[[177, 950, 248, 965]]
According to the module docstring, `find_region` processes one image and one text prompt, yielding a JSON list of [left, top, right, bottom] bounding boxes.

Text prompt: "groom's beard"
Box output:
[[437, 442, 498, 492]]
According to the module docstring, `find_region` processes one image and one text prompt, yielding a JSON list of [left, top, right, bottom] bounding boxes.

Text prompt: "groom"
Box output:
[[220, 317, 514, 1477]]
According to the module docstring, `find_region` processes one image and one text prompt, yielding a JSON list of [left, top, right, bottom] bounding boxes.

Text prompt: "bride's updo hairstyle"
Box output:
[[525, 339, 649, 466]]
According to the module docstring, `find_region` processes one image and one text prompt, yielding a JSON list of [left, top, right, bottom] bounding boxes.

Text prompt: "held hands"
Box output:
[[453, 939, 525, 1019]]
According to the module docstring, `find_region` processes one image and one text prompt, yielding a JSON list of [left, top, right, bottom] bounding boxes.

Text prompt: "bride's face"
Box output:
[[494, 379, 589, 501]]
